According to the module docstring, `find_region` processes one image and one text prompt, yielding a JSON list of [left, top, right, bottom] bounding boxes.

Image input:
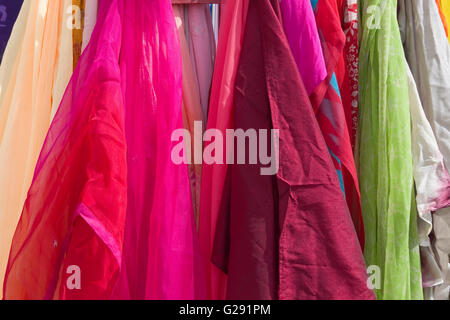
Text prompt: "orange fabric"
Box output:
[[436, 0, 449, 37]]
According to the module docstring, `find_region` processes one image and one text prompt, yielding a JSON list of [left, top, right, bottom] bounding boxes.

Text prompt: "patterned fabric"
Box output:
[[310, 0, 364, 248], [336, 0, 359, 150], [357, 0, 423, 300]]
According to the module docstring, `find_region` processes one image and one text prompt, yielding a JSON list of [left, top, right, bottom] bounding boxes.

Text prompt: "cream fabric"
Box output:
[[399, 0, 450, 300]]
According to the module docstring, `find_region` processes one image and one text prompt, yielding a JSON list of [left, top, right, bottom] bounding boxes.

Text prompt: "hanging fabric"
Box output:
[[436, 0, 449, 38], [3, 0, 126, 300], [439, 0, 450, 43], [173, 4, 205, 227], [212, 0, 373, 300], [398, 0, 450, 300], [0, 0, 23, 63], [72, 0, 85, 68], [0, 0, 73, 299], [186, 4, 216, 120], [4, 0, 203, 300], [335, 0, 359, 150], [357, 0, 423, 300], [405, 57, 450, 297], [199, 0, 249, 300], [109, 0, 203, 300], [308, 0, 364, 248], [279, 0, 327, 96], [81, 0, 97, 51]]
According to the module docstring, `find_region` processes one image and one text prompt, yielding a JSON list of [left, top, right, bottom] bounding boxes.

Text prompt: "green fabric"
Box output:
[[357, 0, 423, 300]]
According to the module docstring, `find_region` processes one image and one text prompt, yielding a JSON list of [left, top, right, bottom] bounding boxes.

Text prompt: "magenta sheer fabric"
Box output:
[[4, 0, 204, 300], [280, 0, 327, 95], [110, 0, 204, 300]]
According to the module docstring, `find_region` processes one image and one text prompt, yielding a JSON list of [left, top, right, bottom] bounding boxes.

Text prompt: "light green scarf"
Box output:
[[357, 0, 423, 300]]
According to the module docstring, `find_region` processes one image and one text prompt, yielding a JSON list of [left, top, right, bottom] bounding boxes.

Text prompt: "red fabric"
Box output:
[[212, 0, 374, 300], [335, 0, 359, 150], [313, 0, 364, 249], [309, 0, 345, 113], [3, 0, 127, 299]]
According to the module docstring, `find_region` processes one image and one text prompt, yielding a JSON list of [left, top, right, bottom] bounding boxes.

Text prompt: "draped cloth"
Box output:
[[357, 0, 423, 300], [0, 0, 23, 63], [436, 0, 449, 38], [398, 0, 450, 300], [82, 0, 98, 51], [4, 0, 202, 300], [110, 0, 203, 300], [335, 0, 359, 150], [72, 0, 85, 68], [186, 4, 216, 120], [439, 0, 450, 42], [405, 58, 450, 295], [0, 0, 73, 300], [199, 0, 249, 300], [309, 0, 364, 248], [280, 0, 326, 96], [173, 4, 205, 227], [212, 0, 373, 300]]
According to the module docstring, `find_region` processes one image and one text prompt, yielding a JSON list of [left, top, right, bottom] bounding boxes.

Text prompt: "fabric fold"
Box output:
[[199, 0, 249, 300], [0, 0, 73, 299], [357, 0, 423, 300], [212, 0, 373, 300]]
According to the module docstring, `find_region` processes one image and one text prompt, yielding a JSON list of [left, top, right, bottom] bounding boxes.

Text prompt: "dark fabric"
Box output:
[[212, 0, 374, 300], [0, 0, 23, 63]]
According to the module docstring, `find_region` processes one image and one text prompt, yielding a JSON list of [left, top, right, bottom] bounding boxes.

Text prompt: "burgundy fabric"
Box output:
[[212, 0, 374, 300]]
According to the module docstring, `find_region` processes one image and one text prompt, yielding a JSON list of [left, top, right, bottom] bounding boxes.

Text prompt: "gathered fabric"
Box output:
[[335, 0, 359, 150], [280, 0, 327, 96], [173, 4, 205, 227], [4, 0, 204, 300], [186, 4, 216, 120], [308, 0, 364, 248], [198, 0, 249, 300], [0, 0, 73, 299], [212, 0, 374, 300], [82, 0, 98, 51], [357, 0, 423, 300], [398, 0, 450, 300]]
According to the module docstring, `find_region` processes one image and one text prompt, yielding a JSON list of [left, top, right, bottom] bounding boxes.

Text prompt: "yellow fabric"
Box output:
[[0, 0, 73, 299], [440, 0, 450, 43]]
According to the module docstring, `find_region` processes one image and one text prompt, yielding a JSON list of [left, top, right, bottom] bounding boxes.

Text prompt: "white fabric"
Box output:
[[399, 0, 450, 300], [81, 0, 98, 51]]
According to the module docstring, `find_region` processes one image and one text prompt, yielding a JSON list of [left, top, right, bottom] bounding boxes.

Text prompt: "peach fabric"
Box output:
[[0, 0, 73, 299]]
